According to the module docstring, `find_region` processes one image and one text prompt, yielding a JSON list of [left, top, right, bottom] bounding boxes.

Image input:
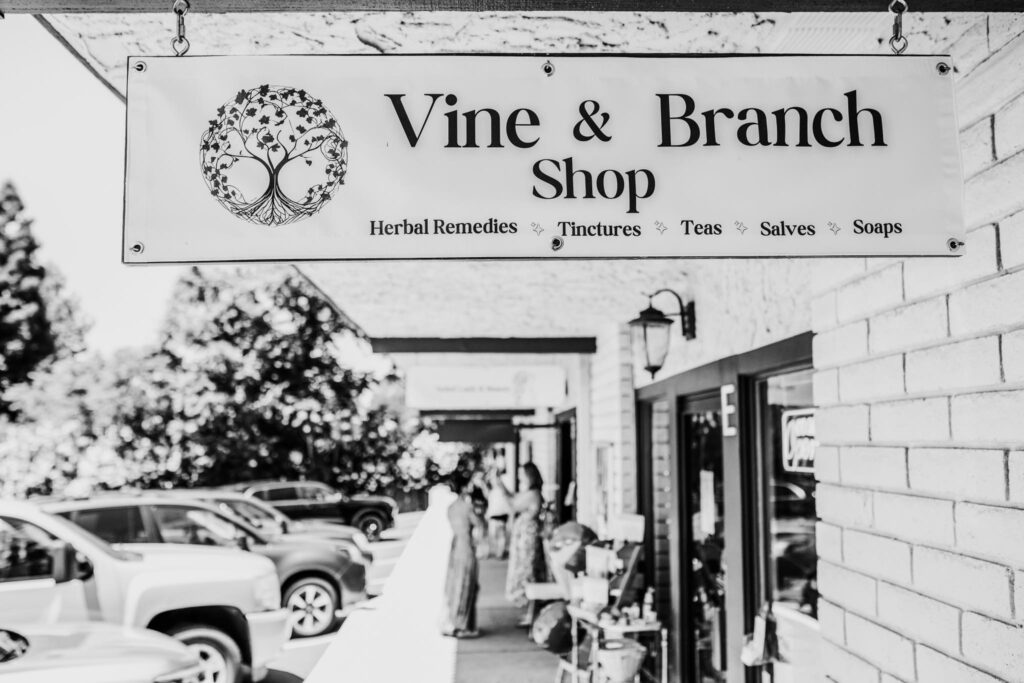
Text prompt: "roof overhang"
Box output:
[[1, 1, 1018, 11]]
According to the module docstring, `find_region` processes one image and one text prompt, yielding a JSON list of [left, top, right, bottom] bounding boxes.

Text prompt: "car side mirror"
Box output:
[[236, 534, 251, 551], [75, 552, 94, 581], [278, 520, 289, 535], [51, 542, 91, 583]]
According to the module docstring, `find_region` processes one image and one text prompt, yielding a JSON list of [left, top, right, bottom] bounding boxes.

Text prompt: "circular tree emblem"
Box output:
[[200, 85, 348, 226]]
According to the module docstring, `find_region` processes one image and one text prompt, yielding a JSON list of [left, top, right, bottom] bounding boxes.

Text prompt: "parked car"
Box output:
[[0, 500, 289, 683], [164, 489, 374, 567], [45, 496, 368, 638], [0, 622, 202, 683], [223, 481, 398, 541]]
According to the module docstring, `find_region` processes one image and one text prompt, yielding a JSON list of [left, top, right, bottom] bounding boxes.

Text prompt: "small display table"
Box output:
[[564, 605, 668, 683]]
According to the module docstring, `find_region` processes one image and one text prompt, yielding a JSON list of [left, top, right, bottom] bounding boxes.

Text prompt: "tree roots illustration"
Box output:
[[200, 85, 348, 226]]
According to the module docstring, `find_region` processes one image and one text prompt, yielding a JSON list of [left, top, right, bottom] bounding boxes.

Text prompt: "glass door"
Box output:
[[680, 393, 727, 683], [755, 368, 820, 683]]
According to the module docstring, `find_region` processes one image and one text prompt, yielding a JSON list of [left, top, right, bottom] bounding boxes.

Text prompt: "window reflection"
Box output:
[[764, 370, 817, 617]]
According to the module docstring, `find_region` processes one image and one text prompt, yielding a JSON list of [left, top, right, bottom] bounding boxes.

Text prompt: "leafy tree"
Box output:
[[40, 266, 90, 361], [0, 181, 89, 416], [121, 265, 424, 493], [0, 354, 133, 497]]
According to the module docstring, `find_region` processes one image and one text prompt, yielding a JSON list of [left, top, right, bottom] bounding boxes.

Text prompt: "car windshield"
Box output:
[[220, 499, 281, 529], [153, 505, 269, 547]]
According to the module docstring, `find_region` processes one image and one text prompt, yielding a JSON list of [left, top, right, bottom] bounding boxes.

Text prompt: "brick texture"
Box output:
[[814, 13, 1024, 683], [913, 546, 1013, 619]]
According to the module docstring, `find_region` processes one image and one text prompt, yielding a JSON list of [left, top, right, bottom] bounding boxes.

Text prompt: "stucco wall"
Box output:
[[812, 15, 1024, 683]]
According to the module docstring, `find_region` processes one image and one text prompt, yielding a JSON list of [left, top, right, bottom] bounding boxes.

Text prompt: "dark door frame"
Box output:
[[555, 407, 578, 522], [635, 331, 812, 683]]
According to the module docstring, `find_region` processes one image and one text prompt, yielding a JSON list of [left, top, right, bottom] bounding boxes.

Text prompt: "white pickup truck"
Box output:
[[0, 501, 290, 683]]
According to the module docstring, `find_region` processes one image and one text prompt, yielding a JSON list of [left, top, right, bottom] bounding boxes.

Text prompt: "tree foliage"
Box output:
[[0, 353, 135, 498], [0, 181, 90, 417], [0, 259, 438, 498], [121, 265, 425, 494]]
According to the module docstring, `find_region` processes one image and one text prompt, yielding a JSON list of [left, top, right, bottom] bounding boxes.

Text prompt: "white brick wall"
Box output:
[[814, 16, 1024, 682], [588, 323, 637, 523]]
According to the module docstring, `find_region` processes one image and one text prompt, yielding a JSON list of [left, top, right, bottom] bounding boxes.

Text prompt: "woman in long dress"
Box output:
[[442, 473, 485, 638], [491, 462, 546, 625]]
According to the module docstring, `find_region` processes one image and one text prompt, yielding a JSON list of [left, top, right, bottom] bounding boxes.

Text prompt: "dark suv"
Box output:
[[44, 496, 367, 638], [225, 481, 398, 541]]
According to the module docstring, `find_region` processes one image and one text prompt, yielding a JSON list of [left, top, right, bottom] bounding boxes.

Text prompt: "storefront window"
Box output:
[[758, 368, 819, 682]]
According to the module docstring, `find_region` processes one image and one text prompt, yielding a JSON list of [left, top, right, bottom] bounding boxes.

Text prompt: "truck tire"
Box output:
[[167, 624, 243, 683], [284, 576, 339, 638], [353, 511, 387, 542]]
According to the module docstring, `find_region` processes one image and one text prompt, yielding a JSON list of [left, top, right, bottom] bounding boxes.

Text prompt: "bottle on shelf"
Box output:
[[642, 588, 656, 622]]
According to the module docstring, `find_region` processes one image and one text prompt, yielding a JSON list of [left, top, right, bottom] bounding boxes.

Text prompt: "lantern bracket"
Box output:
[[645, 288, 696, 340]]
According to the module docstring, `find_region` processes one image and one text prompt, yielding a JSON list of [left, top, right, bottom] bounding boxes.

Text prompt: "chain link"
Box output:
[[171, 0, 190, 57], [888, 0, 908, 55]]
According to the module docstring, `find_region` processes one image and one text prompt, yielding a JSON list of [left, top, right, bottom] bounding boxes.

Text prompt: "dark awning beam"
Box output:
[[1, 0, 1021, 11], [370, 337, 596, 354]]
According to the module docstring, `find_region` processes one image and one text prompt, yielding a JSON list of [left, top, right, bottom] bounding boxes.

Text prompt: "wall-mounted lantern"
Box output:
[[628, 289, 696, 379]]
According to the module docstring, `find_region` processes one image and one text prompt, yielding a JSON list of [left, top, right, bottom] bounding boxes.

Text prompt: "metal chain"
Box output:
[[889, 0, 908, 55], [171, 0, 190, 57]]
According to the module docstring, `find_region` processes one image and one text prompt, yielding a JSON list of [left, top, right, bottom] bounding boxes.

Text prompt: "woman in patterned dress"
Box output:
[[441, 473, 485, 638], [491, 462, 546, 626]]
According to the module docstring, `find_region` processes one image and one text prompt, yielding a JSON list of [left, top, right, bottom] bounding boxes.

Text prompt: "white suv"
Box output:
[[0, 501, 289, 683]]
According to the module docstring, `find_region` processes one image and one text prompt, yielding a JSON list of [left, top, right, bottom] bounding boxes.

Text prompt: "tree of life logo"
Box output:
[[200, 85, 348, 226]]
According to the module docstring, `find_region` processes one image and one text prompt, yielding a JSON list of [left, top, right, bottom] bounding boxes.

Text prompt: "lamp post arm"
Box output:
[[646, 288, 696, 340], [648, 288, 688, 316]]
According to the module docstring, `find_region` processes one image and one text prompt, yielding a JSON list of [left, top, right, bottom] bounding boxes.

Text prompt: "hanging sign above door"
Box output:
[[123, 55, 964, 263]]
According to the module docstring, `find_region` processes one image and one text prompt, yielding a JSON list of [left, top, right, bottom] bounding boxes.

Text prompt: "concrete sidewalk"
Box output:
[[305, 489, 559, 683], [455, 558, 560, 683]]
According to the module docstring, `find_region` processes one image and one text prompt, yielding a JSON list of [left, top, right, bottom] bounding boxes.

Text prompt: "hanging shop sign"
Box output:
[[781, 408, 816, 473], [405, 365, 567, 410], [123, 55, 964, 263]]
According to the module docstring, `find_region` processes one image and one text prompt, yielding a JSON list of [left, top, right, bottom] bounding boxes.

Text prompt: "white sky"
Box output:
[[0, 16, 183, 353]]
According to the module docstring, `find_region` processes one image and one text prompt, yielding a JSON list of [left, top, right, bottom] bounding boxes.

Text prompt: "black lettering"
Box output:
[[385, 93, 443, 147], [737, 108, 771, 146], [462, 108, 503, 148], [532, 159, 563, 200], [812, 108, 844, 147], [772, 107, 811, 147], [846, 90, 886, 147], [625, 170, 655, 214], [701, 108, 735, 147], [507, 109, 540, 148], [657, 94, 701, 147]]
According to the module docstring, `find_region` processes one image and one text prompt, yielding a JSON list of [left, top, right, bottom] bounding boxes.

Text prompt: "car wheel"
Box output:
[[354, 512, 386, 541], [167, 624, 243, 683], [284, 576, 339, 638]]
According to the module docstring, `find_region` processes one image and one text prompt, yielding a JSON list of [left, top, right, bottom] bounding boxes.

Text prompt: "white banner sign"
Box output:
[[124, 55, 964, 263], [405, 365, 567, 410]]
